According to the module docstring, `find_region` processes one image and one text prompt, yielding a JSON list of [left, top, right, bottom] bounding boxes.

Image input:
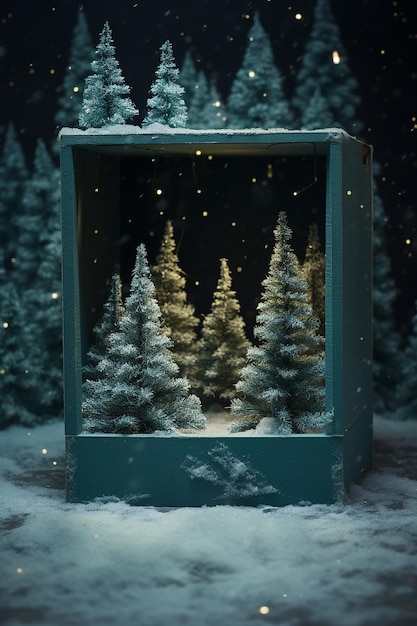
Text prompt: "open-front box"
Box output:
[[60, 127, 373, 506]]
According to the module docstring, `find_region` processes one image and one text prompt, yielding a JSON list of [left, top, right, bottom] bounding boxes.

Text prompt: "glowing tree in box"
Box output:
[[198, 258, 250, 405], [231, 212, 328, 434], [82, 244, 205, 434], [152, 220, 200, 388]]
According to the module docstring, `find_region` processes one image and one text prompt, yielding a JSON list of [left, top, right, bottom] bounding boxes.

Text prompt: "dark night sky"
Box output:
[[0, 0, 416, 335]]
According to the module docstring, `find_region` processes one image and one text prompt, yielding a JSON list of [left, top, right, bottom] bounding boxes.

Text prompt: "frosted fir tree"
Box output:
[[15, 140, 63, 416], [54, 7, 94, 131], [301, 86, 334, 129], [188, 72, 226, 129], [396, 301, 417, 420], [292, 0, 362, 135], [79, 21, 138, 129], [226, 12, 294, 129], [373, 179, 402, 412], [302, 223, 325, 335], [143, 40, 187, 128], [0, 277, 36, 428], [178, 50, 198, 109], [85, 272, 125, 377], [82, 244, 205, 434], [0, 124, 28, 271], [152, 221, 200, 387], [231, 212, 326, 434], [198, 258, 250, 405]]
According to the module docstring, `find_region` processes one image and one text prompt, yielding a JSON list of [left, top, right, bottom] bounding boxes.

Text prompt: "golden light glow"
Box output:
[[405, 238, 411, 245], [41, 448, 48, 455], [3, 322, 9, 328], [0, 369, 6, 375], [346, 190, 352, 196], [248, 70, 256, 78], [332, 50, 341, 64], [259, 606, 270, 615], [155, 188, 163, 196], [196, 188, 202, 194], [73, 86, 79, 93], [51, 292, 59, 299], [94, 187, 99, 193], [195, 149, 202, 156], [295, 13, 302, 20], [17, 568, 24, 574], [251, 177, 257, 183], [202, 210, 208, 217], [267, 163, 273, 179]]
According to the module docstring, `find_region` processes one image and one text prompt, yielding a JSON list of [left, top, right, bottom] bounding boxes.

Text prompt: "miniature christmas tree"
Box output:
[[82, 244, 205, 434], [226, 12, 293, 129], [198, 258, 249, 405], [0, 124, 28, 271], [85, 272, 125, 377], [79, 21, 138, 129], [55, 7, 94, 131], [179, 50, 198, 109], [231, 212, 326, 434], [302, 223, 325, 335], [292, 0, 362, 135], [152, 221, 200, 387], [143, 40, 187, 128], [396, 301, 417, 420]]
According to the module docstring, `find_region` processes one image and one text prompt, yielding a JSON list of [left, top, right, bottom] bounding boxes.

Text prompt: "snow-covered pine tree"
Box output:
[[226, 12, 294, 129], [396, 301, 417, 420], [152, 221, 200, 387], [0, 276, 36, 428], [15, 140, 63, 417], [187, 72, 226, 129], [373, 179, 402, 412], [0, 124, 28, 271], [231, 212, 326, 434], [79, 21, 138, 129], [178, 50, 198, 109], [55, 7, 94, 131], [85, 272, 124, 378], [302, 223, 325, 335], [198, 258, 249, 405], [143, 40, 187, 128], [292, 0, 362, 135], [82, 244, 205, 434]]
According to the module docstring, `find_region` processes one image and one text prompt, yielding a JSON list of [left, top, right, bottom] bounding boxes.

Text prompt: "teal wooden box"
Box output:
[[60, 127, 373, 506]]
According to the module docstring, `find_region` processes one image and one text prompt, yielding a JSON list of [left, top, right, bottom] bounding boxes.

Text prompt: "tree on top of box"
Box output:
[[79, 21, 138, 129]]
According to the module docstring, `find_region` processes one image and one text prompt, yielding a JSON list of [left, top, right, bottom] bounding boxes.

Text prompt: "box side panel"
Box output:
[[341, 140, 373, 433], [61, 145, 82, 435], [66, 435, 342, 507], [343, 412, 373, 491]]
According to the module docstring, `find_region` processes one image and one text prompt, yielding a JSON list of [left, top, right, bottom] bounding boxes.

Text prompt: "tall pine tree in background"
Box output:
[[0, 276, 36, 427], [15, 140, 63, 416], [82, 245, 205, 434], [302, 223, 325, 335], [143, 40, 187, 128], [395, 300, 417, 420], [373, 180, 402, 412], [54, 6, 94, 132], [152, 221, 200, 387], [179, 50, 198, 109], [0, 124, 28, 271], [227, 12, 293, 129], [292, 0, 362, 135], [231, 212, 325, 434], [188, 72, 226, 129], [301, 86, 333, 129], [198, 258, 249, 405], [79, 21, 138, 129]]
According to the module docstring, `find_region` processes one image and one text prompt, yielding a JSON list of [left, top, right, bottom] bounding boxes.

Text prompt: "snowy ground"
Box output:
[[1, 417, 417, 626]]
